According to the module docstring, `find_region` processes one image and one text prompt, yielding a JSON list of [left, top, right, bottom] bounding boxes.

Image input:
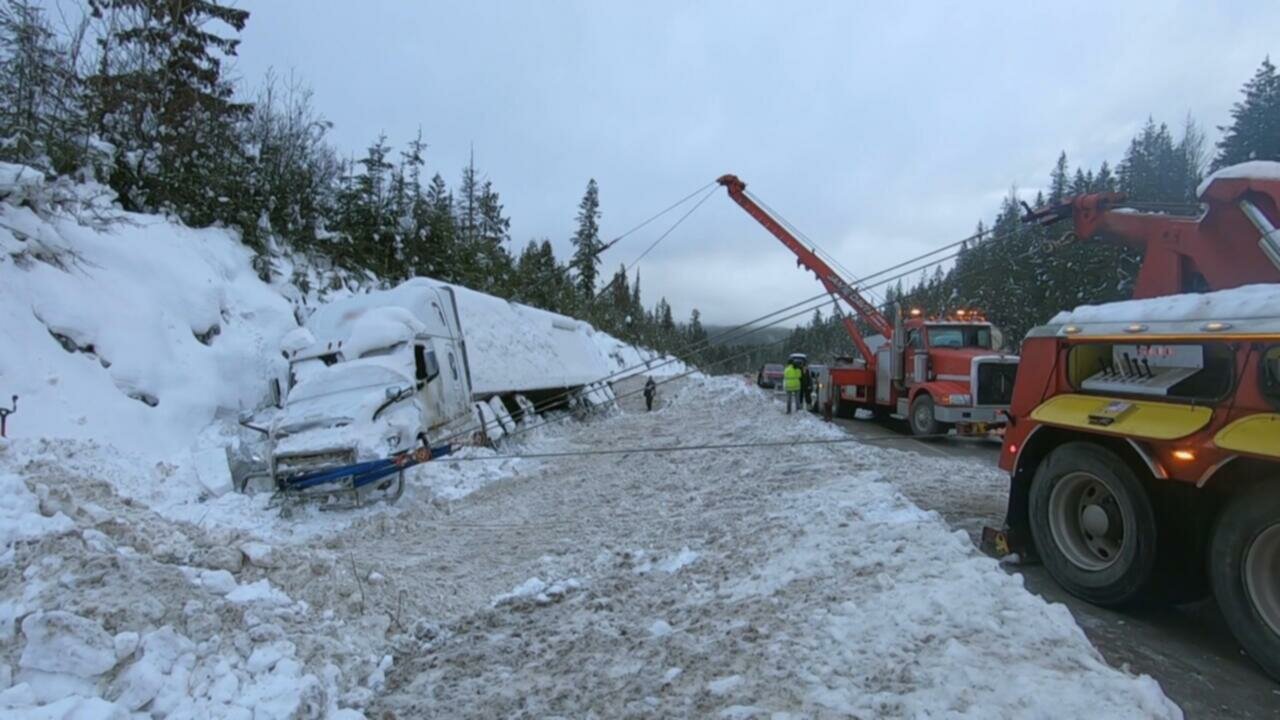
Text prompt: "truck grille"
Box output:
[[975, 362, 1018, 406]]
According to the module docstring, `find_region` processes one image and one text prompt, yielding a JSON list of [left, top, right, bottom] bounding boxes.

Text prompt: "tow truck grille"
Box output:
[[975, 362, 1018, 406]]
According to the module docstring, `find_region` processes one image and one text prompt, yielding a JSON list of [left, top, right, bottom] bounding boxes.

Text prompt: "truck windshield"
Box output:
[[926, 325, 993, 349]]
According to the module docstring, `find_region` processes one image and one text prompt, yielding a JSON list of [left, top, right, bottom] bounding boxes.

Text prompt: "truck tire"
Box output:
[[1210, 480, 1280, 682], [908, 394, 941, 436], [1028, 442, 1160, 607]]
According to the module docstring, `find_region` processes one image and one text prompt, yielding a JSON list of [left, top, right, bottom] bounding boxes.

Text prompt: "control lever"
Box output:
[[1141, 358, 1153, 379]]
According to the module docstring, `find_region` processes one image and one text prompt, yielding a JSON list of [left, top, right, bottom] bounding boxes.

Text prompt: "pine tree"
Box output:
[[0, 0, 88, 173], [1214, 57, 1280, 170], [570, 178, 603, 296], [1049, 151, 1069, 203], [88, 0, 251, 234]]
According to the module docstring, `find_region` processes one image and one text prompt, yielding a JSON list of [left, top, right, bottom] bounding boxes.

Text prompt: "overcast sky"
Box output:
[[235, 1, 1278, 325]]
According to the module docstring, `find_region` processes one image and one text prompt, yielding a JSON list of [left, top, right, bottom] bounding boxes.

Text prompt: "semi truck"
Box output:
[[718, 174, 1019, 436], [992, 161, 1280, 680]]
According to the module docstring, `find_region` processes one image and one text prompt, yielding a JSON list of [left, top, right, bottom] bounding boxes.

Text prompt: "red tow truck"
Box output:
[[994, 162, 1280, 680], [718, 174, 1019, 436]]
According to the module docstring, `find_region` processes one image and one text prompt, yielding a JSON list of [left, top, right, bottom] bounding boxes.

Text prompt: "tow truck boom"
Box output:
[[717, 174, 892, 362], [1022, 172, 1280, 298]]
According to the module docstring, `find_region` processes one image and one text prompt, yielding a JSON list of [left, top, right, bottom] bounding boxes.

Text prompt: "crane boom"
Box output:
[[1022, 171, 1280, 299], [717, 174, 893, 363]]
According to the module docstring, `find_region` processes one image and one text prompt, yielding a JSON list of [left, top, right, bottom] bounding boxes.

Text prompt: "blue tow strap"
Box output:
[[283, 444, 453, 492]]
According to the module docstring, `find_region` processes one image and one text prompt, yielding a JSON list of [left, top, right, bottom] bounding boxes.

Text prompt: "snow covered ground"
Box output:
[[1, 374, 1180, 718]]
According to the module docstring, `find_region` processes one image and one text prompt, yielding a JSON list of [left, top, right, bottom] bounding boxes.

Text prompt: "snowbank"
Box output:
[[0, 174, 295, 461], [1050, 283, 1280, 324]]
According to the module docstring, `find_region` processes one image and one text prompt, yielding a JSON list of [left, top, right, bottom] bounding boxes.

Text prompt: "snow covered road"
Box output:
[[1, 376, 1182, 718]]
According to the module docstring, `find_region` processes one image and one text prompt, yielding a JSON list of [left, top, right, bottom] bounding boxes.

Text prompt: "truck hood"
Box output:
[[272, 362, 421, 461]]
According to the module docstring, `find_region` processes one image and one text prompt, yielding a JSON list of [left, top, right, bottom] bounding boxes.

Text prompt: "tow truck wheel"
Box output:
[[908, 394, 941, 436], [1029, 442, 1159, 607], [1210, 480, 1280, 682]]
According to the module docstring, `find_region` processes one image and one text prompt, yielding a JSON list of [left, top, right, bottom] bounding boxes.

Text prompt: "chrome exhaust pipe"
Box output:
[[1239, 199, 1280, 273]]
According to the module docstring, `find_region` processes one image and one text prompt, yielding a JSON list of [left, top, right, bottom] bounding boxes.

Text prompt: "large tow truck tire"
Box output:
[[908, 394, 941, 437], [1210, 480, 1280, 682], [1029, 442, 1160, 607]]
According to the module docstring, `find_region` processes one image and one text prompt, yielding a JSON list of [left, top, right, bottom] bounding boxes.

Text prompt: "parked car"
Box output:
[[757, 362, 785, 389]]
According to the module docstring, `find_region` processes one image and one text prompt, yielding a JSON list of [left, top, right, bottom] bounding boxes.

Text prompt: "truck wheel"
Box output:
[[1029, 442, 1159, 607], [908, 394, 941, 436], [1210, 480, 1280, 682]]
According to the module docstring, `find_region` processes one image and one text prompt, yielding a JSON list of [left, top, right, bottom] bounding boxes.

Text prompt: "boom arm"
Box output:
[[1023, 173, 1280, 299], [717, 174, 892, 362]]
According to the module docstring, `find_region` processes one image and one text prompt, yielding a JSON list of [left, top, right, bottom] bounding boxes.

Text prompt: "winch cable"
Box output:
[[592, 181, 719, 301], [437, 207, 1054, 450], [597, 179, 718, 256], [443, 429, 956, 463], [436, 293, 837, 448]]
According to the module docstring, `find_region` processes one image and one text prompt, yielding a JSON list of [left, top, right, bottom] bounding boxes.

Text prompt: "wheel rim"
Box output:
[[1244, 522, 1280, 637], [913, 402, 931, 431], [1048, 471, 1128, 571]]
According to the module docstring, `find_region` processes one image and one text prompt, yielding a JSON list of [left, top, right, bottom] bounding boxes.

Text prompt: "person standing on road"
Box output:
[[643, 377, 657, 411], [783, 359, 802, 414]]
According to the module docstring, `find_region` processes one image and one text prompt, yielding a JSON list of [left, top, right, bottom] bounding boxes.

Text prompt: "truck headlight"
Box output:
[[385, 433, 403, 450], [947, 393, 972, 406]]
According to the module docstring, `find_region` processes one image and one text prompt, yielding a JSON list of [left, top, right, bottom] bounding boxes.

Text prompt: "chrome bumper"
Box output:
[[934, 405, 1006, 424]]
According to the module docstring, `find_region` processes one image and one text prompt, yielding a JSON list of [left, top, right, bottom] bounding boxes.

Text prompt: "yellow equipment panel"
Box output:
[[1029, 393, 1213, 441], [1214, 414, 1280, 460]]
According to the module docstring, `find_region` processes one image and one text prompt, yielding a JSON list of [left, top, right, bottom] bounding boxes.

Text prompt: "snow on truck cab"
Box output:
[[249, 280, 475, 503]]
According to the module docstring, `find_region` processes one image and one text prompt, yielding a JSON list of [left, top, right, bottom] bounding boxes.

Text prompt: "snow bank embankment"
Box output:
[[0, 168, 295, 461]]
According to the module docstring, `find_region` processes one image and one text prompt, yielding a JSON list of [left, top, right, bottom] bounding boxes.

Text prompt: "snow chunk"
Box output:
[[19, 611, 117, 678], [240, 541, 275, 568], [491, 577, 581, 608], [0, 473, 74, 549], [226, 579, 291, 606], [657, 547, 699, 574], [707, 675, 744, 696]]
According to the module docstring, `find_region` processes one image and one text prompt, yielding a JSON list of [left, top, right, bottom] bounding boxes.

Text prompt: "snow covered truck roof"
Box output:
[[298, 278, 614, 397], [1031, 283, 1280, 339]]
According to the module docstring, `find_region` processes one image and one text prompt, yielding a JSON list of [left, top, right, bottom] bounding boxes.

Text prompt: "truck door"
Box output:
[[440, 342, 468, 418], [904, 328, 925, 386], [414, 341, 448, 430]]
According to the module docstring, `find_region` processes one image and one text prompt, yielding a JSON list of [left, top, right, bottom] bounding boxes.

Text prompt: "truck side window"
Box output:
[[906, 330, 921, 350], [414, 345, 440, 382], [448, 352, 459, 381], [1264, 346, 1280, 409]]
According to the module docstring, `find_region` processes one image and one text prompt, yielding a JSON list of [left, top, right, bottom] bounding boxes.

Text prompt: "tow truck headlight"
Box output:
[[946, 393, 972, 406]]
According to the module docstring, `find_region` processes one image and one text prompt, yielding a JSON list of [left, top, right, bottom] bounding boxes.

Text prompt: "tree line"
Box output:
[[0, 0, 706, 357]]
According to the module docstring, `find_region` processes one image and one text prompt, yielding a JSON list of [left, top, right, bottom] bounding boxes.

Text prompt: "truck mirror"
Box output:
[[269, 378, 282, 408], [238, 409, 254, 425]]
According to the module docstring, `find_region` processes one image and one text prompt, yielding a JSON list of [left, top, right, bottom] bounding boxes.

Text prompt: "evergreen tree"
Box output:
[[0, 0, 88, 173], [88, 0, 252, 237], [570, 178, 603, 296], [1214, 57, 1280, 169], [1049, 151, 1069, 202]]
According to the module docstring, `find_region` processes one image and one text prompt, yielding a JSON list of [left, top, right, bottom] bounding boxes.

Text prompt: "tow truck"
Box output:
[[993, 161, 1280, 681], [718, 174, 1019, 436]]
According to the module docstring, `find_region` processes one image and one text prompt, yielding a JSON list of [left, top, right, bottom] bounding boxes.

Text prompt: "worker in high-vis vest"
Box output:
[[783, 359, 803, 414]]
